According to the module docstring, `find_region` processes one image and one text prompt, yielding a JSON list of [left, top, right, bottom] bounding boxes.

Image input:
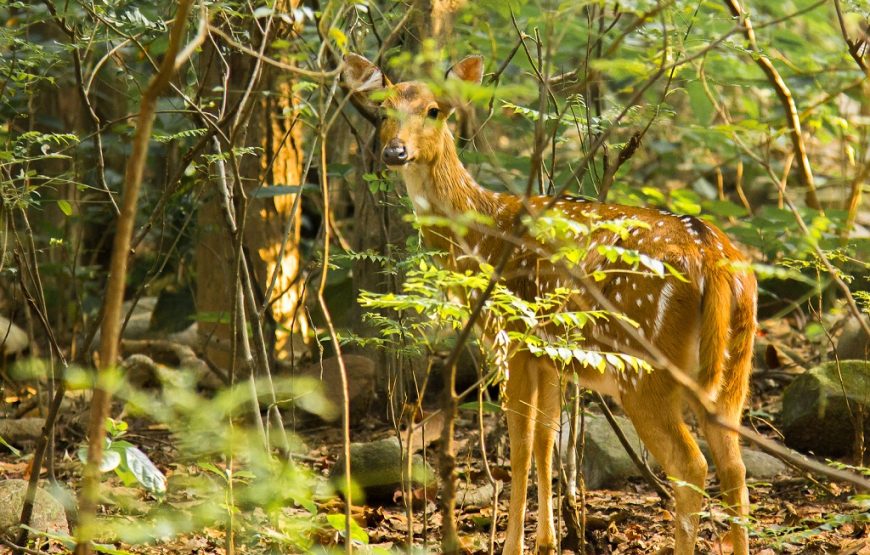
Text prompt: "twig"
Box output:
[[376, 3, 418, 68], [207, 24, 343, 80], [699, 66, 870, 344], [602, 0, 709, 201], [548, 0, 675, 94], [724, 0, 821, 210], [314, 71, 353, 553], [3, 537, 45, 555], [833, 0, 870, 77], [509, 14, 555, 194], [11, 249, 68, 555], [464, 36, 524, 146], [560, 20, 741, 190]]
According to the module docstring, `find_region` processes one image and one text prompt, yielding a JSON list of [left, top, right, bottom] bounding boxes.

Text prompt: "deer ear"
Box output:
[[343, 53, 390, 99], [439, 55, 484, 117], [342, 53, 391, 121], [445, 55, 484, 85]]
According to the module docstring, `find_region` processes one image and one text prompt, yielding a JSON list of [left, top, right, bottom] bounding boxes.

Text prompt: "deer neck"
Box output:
[[397, 130, 513, 268], [399, 131, 502, 220]]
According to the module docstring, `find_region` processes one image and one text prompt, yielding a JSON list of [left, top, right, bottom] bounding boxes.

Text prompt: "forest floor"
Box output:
[[296, 403, 869, 555], [1, 318, 868, 554], [2, 399, 867, 554]]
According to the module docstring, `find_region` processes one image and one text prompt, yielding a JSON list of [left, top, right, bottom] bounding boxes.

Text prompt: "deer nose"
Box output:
[[383, 142, 409, 166]]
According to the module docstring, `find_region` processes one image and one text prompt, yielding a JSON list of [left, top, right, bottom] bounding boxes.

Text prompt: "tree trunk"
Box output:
[[196, 5, 306, 372]]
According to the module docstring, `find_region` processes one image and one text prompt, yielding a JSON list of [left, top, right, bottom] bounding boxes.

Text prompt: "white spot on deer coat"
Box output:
[[653, 281, 676, 339]]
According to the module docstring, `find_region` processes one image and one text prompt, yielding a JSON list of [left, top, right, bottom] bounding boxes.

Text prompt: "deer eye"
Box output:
[[426, 107, 440, 119]]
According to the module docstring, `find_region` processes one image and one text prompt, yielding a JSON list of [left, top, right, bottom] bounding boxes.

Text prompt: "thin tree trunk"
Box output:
[[74, 3, 195, 553], [196, 2, 306, 372]]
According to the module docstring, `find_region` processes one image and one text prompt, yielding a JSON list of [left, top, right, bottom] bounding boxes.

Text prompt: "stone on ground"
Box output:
[[329, 437, 435, 503], [781, 359, 869, 457], [560, 412, 789, 489], [0, 479, 69, 536], [296, 354, 376, 421]]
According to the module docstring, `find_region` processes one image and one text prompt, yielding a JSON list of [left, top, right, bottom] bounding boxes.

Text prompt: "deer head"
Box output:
[[342, 53, 484, 168]]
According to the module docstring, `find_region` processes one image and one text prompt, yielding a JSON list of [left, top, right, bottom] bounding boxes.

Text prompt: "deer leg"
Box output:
[[623, 391, 708, 555], [532, 361, 561, 554], [700, 409, 749, 554], [503, 355, 539, 555]]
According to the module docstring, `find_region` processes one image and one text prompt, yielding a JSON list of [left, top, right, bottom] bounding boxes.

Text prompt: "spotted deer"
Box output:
[[343, 53, 757, 555]]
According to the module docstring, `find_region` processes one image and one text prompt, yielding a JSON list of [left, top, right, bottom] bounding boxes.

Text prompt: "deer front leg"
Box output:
[[503, 355, 539, 555], [532, 361, 561, 553]]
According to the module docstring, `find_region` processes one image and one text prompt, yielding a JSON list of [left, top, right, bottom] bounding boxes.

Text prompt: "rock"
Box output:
[[753, 337, 773, 371], [429, 345, 481, 398], [0, 418, 45, 445], [167, 322, 199, 348], [329, 437, 435, 503], [102, 485, 150, 515], [121, 297, 157, 339], [558, 413, 660, 490], [835, 317, 869, 361], [560, 412, 788, 489], [697, 441, 788, 480], [0, 479, 69, 536], [121, 340, 223, 390], [457, 483, 494, 509], [123, 353, 164, 388], [150, 287, 195, 334], [0, 316, 28, 355], [93, 298, 157, 345], [781, 360, 870, 457], [277, 332, 310, 364], [738, 448, 789, 479], [297, 355, 376, 421]]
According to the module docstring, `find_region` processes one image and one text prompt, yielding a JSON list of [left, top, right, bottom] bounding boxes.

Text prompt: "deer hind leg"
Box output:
[[532, 361, 561, 554], [699, 368, 751, 555], [699, 317, 753, 554], [502, 354, 539, 555], [623, 389, 708, 555], [700, 412, 748, 555]]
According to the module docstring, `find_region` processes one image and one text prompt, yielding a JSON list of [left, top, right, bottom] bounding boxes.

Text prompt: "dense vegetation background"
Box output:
[[0, 0, 868, 553]]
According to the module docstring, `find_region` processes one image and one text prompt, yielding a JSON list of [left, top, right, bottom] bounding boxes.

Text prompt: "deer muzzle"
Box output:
[[382, 141, 409, 166]]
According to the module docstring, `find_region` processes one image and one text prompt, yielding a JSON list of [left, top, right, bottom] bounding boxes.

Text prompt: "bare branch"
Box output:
[[834, 0, 870, 77], [207, 24, 343, 80], [724, 0, 821, 210]]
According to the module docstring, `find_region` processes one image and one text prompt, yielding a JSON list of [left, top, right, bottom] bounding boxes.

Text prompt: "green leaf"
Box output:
[[686, 81, 713, 126], [326, 514, 369, 544], [197, 461, 229, 480], [78, 444, 122, 473], [705, 199, 747, 218], [459, 401, 502, 413], [0, 435, 21, 456], [57, 199, 73, 216], [122, 445, 167, 494]]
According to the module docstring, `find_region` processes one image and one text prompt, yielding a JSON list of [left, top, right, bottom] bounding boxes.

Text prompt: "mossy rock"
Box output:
[[781, 360, 870, 457], [330, 437, 435, 504], [0, 479, 69, 536], [579, 413, 660, 489]]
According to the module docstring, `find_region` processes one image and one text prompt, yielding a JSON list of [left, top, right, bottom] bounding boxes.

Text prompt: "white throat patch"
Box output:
[[400, 164, 432, 213]]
